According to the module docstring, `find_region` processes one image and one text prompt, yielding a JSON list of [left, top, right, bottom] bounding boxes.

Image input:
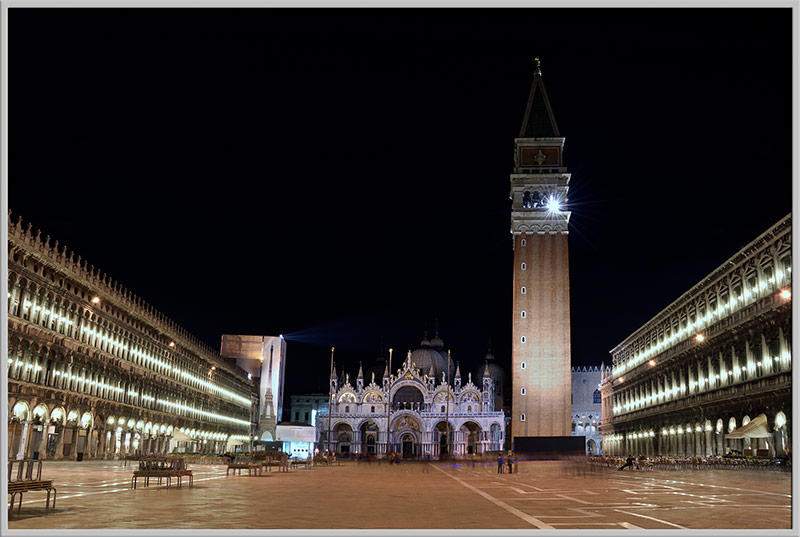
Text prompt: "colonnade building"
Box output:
[[7, 213, 257, 460], [599, 214, 791, 458]]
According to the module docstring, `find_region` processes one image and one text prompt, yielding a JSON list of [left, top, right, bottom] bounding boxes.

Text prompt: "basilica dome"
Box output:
[[476, 351, 506, 396], [429, 334, 445, 349], [409, 347, 446, 378]]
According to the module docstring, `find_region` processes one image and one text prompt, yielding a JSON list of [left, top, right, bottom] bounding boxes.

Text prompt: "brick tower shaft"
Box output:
[[510, 58, 572, 442]]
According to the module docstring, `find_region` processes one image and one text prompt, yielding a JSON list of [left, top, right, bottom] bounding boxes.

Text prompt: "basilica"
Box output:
[[316, 333, 506, 459]]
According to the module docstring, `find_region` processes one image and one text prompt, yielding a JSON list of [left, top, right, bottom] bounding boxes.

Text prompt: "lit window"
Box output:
[[521, 286, 526, 295], [520, 413, 526, 422], [521, 262, 526, 270], [521, 361, 526, 370], [521, 310, 526, 318], [521, 387, 526, 396], [521, 336, 526, 344]]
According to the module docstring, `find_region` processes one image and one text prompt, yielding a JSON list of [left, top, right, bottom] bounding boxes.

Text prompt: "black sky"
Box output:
[[10, 8, 793, 415]]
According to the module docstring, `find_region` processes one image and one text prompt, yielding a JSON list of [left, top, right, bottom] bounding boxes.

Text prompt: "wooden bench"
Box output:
[[260, 460, 281, 472], [226, 463, 262, 476], [7, 460, 57, 517], [130, 457, 192, 489]]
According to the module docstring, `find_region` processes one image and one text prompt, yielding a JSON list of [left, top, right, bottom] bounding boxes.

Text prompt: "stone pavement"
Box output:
[[5, 459, 791, 530]]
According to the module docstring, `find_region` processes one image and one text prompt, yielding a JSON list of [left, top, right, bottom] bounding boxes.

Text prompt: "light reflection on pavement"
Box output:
[[6, 460, 792, 530]]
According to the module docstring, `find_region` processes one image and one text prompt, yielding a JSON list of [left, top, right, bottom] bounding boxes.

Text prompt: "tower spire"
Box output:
[[519, 56, 560, 138]]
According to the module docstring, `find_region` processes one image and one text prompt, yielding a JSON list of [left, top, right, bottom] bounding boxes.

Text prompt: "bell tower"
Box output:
[[510, 58, 572, 442]]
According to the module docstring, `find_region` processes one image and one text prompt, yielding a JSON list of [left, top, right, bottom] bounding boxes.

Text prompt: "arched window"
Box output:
[[593, 389, 601, 404], [521, 238, 527, 247], [370, 406, 375, 413], [520, 387, 526, 396], [345, 406, 350, 413], [441, 406, 446, 413], [521, 286, 527, 295], [393, 386, 425, 407], [521, 336, 526, 344], [521, 310, 526, 318], [521, 362, 526, 370], [520, 414, 526, 422], [521, 262, 526, 270]]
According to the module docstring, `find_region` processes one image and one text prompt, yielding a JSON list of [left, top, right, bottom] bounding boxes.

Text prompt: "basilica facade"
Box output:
[[316, 336, 505, 459]]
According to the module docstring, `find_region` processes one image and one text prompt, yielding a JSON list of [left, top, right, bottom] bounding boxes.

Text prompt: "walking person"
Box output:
[[618, 454, 635, 471], [497, 452, 504, 474]]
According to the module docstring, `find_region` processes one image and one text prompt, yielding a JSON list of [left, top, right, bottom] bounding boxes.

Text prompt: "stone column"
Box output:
[[37, 424, 49, 460], [71, 427, 81, 460], [16, 420, 31, 460], [54, 425, 66, 460]]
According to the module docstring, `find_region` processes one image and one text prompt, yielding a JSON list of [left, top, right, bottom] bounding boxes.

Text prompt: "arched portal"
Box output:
[[490, 423, 502, 451], [391, 414, 421, 458], [360, 421, 379, 454], [335, 423, 353, 455], [460, 421, 481, 455], [401, 433, 415, 459], [435, 420, 454, 457]]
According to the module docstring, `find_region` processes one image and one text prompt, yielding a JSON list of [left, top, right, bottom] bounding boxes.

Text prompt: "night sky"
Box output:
[[10, 8, 792, 417]]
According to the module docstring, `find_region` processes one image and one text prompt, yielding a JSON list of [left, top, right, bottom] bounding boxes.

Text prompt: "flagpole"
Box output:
[[386, 348, 392, 459], [446, 349, 451, 459], [327, 347, 334, 460]]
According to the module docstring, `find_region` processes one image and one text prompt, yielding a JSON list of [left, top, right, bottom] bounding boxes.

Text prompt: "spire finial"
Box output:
[[533, 56, 541, 75]]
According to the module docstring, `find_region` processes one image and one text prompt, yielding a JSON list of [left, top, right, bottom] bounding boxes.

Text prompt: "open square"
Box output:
[[6, 460, 791, 530]]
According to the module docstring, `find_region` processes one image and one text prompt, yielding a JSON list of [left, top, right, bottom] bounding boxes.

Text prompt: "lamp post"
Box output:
[[327, 347, 334, 461], [386, 348, 393, 459]]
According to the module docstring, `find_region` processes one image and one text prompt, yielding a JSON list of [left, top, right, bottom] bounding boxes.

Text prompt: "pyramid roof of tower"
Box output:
[[519, 59, 560, 138]]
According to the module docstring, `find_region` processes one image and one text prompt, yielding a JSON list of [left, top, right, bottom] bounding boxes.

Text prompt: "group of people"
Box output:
[[496, 452, 516, 474], [319, 450, 337, 465], [591, 453, 792, 472]]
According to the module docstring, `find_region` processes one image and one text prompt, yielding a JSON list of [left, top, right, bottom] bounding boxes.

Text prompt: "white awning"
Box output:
[[171, 429, 192, 442], [726, 414, 771, 439]]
